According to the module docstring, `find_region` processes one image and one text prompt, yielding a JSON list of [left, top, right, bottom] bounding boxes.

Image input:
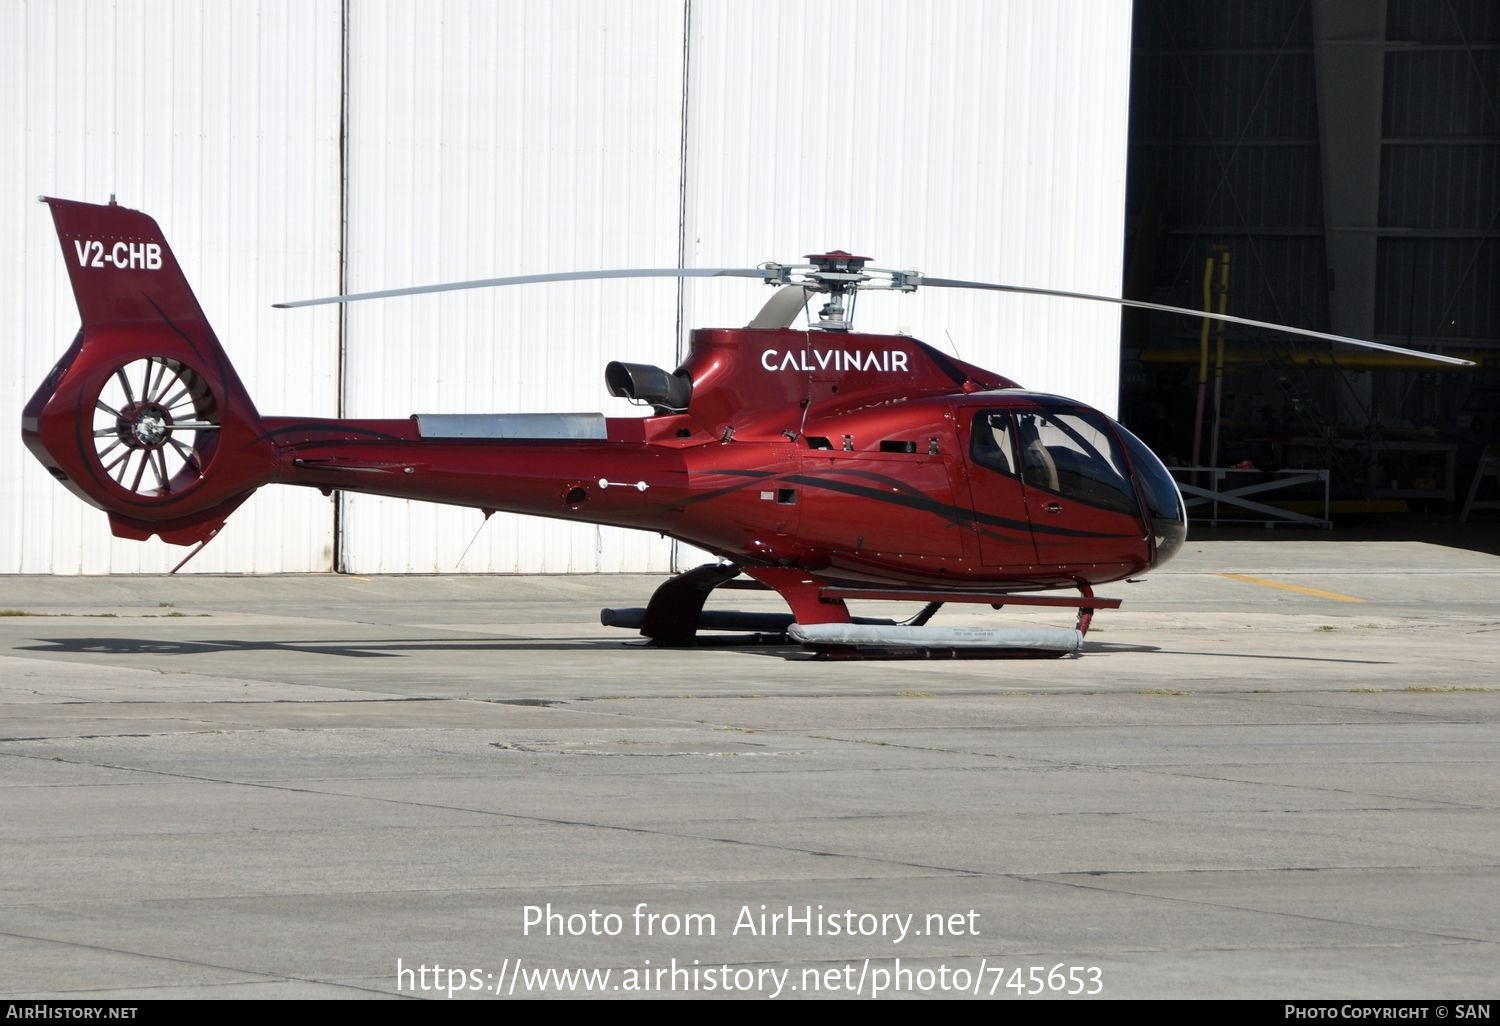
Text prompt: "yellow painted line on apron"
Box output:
[[1217, 573, 1365, 603]]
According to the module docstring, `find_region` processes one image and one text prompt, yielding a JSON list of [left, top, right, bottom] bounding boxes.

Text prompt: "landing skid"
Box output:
[[599, 563, 898, 646], [806, 644, 1076, 661], [601, 564, 1121, 659], [599, 562, 755, 645]]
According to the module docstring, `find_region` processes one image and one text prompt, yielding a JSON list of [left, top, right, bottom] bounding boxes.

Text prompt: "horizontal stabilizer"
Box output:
[[416, 413, 607, 440]]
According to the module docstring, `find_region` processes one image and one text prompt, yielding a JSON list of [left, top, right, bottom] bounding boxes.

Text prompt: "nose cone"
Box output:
[[1118, 426, 1187, 569]]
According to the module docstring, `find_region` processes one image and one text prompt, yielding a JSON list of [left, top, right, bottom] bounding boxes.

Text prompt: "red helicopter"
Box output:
[[21, 198, 1472, 658]]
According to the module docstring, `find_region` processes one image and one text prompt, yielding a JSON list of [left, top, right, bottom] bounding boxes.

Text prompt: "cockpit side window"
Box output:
[[1016, 413, 1060, 491], [1015, 409, 1138, 514], [970, 411, 1017, 477]]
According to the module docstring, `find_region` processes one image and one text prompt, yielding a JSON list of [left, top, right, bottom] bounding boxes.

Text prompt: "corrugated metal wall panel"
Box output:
[[680, 0, 1134, 417], [1384, 48, 1500, 138], [1134, 0, 1310, 48], [1130, 51, 1321, 140], [1378, 38, 1499, 351], [1381, 143, 1500, 230], [1130, 140, 1324, 232], [1376, 239, 1498, 344], [1152, 234, 1330, 336], [3, 0, 343, 573], [336, 0, 687, 574], [1388, 0, 1500, 43]]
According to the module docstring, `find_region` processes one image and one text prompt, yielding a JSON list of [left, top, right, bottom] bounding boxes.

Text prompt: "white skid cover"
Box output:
[[787, 624, 1083, 653]]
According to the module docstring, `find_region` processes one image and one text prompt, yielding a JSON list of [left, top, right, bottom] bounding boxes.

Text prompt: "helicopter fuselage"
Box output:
[[258, 326, 1187, 596]]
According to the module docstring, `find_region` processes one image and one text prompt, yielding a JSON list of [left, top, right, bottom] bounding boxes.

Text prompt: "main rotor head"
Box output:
[[758, 251, 918, 332]]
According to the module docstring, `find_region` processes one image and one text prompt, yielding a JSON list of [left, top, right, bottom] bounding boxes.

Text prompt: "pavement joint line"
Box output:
[[740, 734, 1500, 808], [0, 872, 981, 912], [3, 864, 1497, 916], [1128, 767, 1495, 810], [15, 738, 1491, 814], [1022, 874, 1500, 946], [0, 928, 396, 998], [0, 753, 995, 880]]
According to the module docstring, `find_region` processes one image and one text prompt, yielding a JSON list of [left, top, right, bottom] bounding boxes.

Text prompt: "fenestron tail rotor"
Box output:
[[90, 356, 220, 498]]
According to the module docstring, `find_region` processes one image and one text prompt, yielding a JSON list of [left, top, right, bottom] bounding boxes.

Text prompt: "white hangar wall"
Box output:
[[2, 0, 344, 574], [1, 0, 1132, 575], [335, 0, 688, 574], [682, 0, 1133, 415]]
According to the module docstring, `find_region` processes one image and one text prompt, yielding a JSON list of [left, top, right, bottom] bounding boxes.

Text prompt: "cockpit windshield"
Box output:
[[968, 401, 1185, 569], [1116, 421, 1188, 566], [1012, 409, 1138, 514]]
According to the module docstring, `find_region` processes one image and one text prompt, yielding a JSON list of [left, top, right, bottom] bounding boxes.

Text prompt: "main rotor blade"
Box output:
[[273, 267, 768, 309], [921, 277, 1476, 368]]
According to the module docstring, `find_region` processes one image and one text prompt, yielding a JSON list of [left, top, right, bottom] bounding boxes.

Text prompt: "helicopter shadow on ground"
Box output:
[[13, 633, 831, 662], [17, 635, 1391, 666], [15, 635, 648, 660], [14, 633, 1044, 663]]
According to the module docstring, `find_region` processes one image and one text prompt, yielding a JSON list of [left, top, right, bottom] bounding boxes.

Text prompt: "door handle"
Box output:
[[1043, 501, 1063, 515]]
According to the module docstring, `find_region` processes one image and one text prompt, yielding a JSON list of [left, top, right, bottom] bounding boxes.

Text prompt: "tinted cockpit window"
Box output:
[[1118, 423, 1184, 524], [970, 412, 1017, 476], [1015, 410, 1137, 514]]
